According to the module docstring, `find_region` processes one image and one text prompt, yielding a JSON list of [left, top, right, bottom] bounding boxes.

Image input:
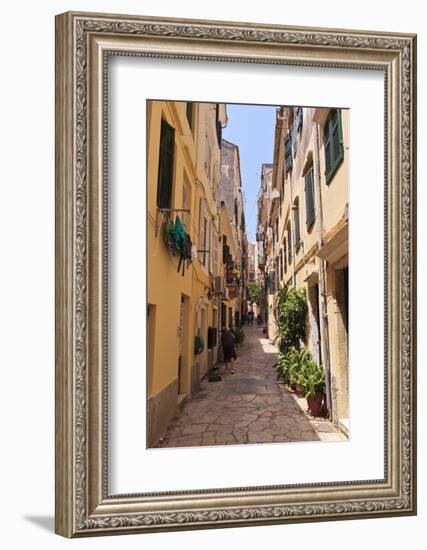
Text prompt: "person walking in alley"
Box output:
[[221, 327, 237, 375]]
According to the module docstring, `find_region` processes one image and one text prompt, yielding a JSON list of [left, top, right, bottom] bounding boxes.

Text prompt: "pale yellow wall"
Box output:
[[147, 101, 197, 398], [147, 100, 225, 394], [271, 106, 349, 282], [220, 204, 239, 326], [265, 106, 349, 423]]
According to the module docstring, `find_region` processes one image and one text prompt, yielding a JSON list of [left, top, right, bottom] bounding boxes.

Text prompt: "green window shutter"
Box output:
[[283, 238, 287, 273], [285, 135, 293, 173], [305, 168, 315, 229], [324, 117, 332, 180], [186, 102, 193, 130], [157, 118, 175, 209], [325, 109, 344, 184], [215, 104, 222, 145], [294, 203, 301, 253], [287, 224, 292, 265], [296, 107, 303, 131]]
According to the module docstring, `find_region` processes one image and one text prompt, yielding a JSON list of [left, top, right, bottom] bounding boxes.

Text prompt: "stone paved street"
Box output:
[[157, 325, 347, 448]]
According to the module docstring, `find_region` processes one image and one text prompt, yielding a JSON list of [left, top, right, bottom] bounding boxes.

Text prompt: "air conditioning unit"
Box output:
[[213, 276, 225, 294], [223, 287, 230, 300]]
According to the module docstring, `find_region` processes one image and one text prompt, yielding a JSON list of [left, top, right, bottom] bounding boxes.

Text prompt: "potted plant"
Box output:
[[231, 327, 245, 345], [287, 348, 302, 393], [296, 353, 325, 416], [293, 348, 313, 397], [276, 351, 291, 383]]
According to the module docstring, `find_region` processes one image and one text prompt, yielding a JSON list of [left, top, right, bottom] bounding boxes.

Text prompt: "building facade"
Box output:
[[147, 101, 229, 446], [220, 139, 248, 328], [257, 106, 349, 431], [147, 102, 248, 446]]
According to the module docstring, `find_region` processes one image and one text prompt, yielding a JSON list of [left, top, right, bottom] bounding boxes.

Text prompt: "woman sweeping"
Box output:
[[221, 327, 237, 375]]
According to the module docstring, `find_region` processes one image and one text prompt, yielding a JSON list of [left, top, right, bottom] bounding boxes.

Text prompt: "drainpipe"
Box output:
[[313, 122, 332, 418]]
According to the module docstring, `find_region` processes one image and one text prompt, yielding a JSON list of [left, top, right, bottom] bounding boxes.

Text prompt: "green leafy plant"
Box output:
[[276, 346, 301, 385], [231, 327, 245, 345], [248, 281, 260, 306], [296, 352, 325, 398], [273, 284, 307, 353]]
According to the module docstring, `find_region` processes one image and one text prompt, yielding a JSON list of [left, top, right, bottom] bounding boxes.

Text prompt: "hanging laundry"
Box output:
[[177, 232, 193, 276], [173, 215, 186, 253], [163, 218, 178, 255]]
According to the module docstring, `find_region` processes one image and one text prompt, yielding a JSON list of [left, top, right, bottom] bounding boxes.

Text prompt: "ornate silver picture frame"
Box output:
[[55, 11, 417, 537]]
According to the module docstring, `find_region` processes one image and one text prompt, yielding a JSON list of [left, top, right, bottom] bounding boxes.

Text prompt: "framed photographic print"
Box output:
[[55, 11, 417, 537]]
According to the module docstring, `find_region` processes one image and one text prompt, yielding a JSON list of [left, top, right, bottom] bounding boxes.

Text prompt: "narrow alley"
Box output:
[[157, 325, 346, 448]]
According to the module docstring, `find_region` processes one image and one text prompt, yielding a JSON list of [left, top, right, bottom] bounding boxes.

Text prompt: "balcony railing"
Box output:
[[226, 270, 240, 288]]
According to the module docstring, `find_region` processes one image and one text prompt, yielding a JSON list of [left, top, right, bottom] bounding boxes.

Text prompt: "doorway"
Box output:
[[178, 294, 190, 396], [147, 304, 156, 397], [199, 306, 208, 377]]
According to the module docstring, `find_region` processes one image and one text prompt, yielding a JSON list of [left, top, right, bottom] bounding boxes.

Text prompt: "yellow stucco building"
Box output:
[[258, 106, 349, 432], [147, 100, 249, 446]]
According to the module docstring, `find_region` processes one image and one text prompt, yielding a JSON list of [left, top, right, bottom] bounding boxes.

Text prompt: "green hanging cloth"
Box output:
[[173, 215, 186, 253]]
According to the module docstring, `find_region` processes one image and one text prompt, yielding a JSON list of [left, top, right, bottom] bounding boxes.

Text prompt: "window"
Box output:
[[293, 200, 301, 253], [209, 224, 214, 274], [186, 102, 193, 130], [296, 107, 303, 131], [279, 252, 283, 282], [324, 109, 344, 184], [205, 141, 212, 179], [282, 238, 287, 273], [213, 232, 219, 276], [182, 180, 191, 230], [215, 104, 222, 145], [304, 167, 315, 230], [284, 134, 293, 173], [287, 223, 292, 265], [157, 118, 175, 209], [198, 199, 209, 268], [280, 179, 284, 216]]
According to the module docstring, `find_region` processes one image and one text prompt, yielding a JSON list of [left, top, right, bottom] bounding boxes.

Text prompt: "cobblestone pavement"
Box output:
[[157, 325, 347, 448]]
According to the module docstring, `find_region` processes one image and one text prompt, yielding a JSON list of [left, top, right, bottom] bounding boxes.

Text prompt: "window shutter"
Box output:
[[296, 107, 303, 131], [287, 224, 292, 265], [199, 198, 205, 265], [285, 135, 293, 173], [294, 203, 301, 252], [304, 168, 315, 229], [292, 121, 298, 158], [325, 109, 344, 184], [283, 239, 287, 273], [222, 235, 227, 264], [213, 233, 218, 276], [186, 102, 193, 130], [209, 222, 213, 274], [157, 118, 175, 209]]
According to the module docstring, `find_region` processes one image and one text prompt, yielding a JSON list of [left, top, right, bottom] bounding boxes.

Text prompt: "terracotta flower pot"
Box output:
[[307, 391, 323, 416]]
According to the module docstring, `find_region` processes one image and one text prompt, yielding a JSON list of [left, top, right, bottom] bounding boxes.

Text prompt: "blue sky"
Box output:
[[222, 103, 277, 242]]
